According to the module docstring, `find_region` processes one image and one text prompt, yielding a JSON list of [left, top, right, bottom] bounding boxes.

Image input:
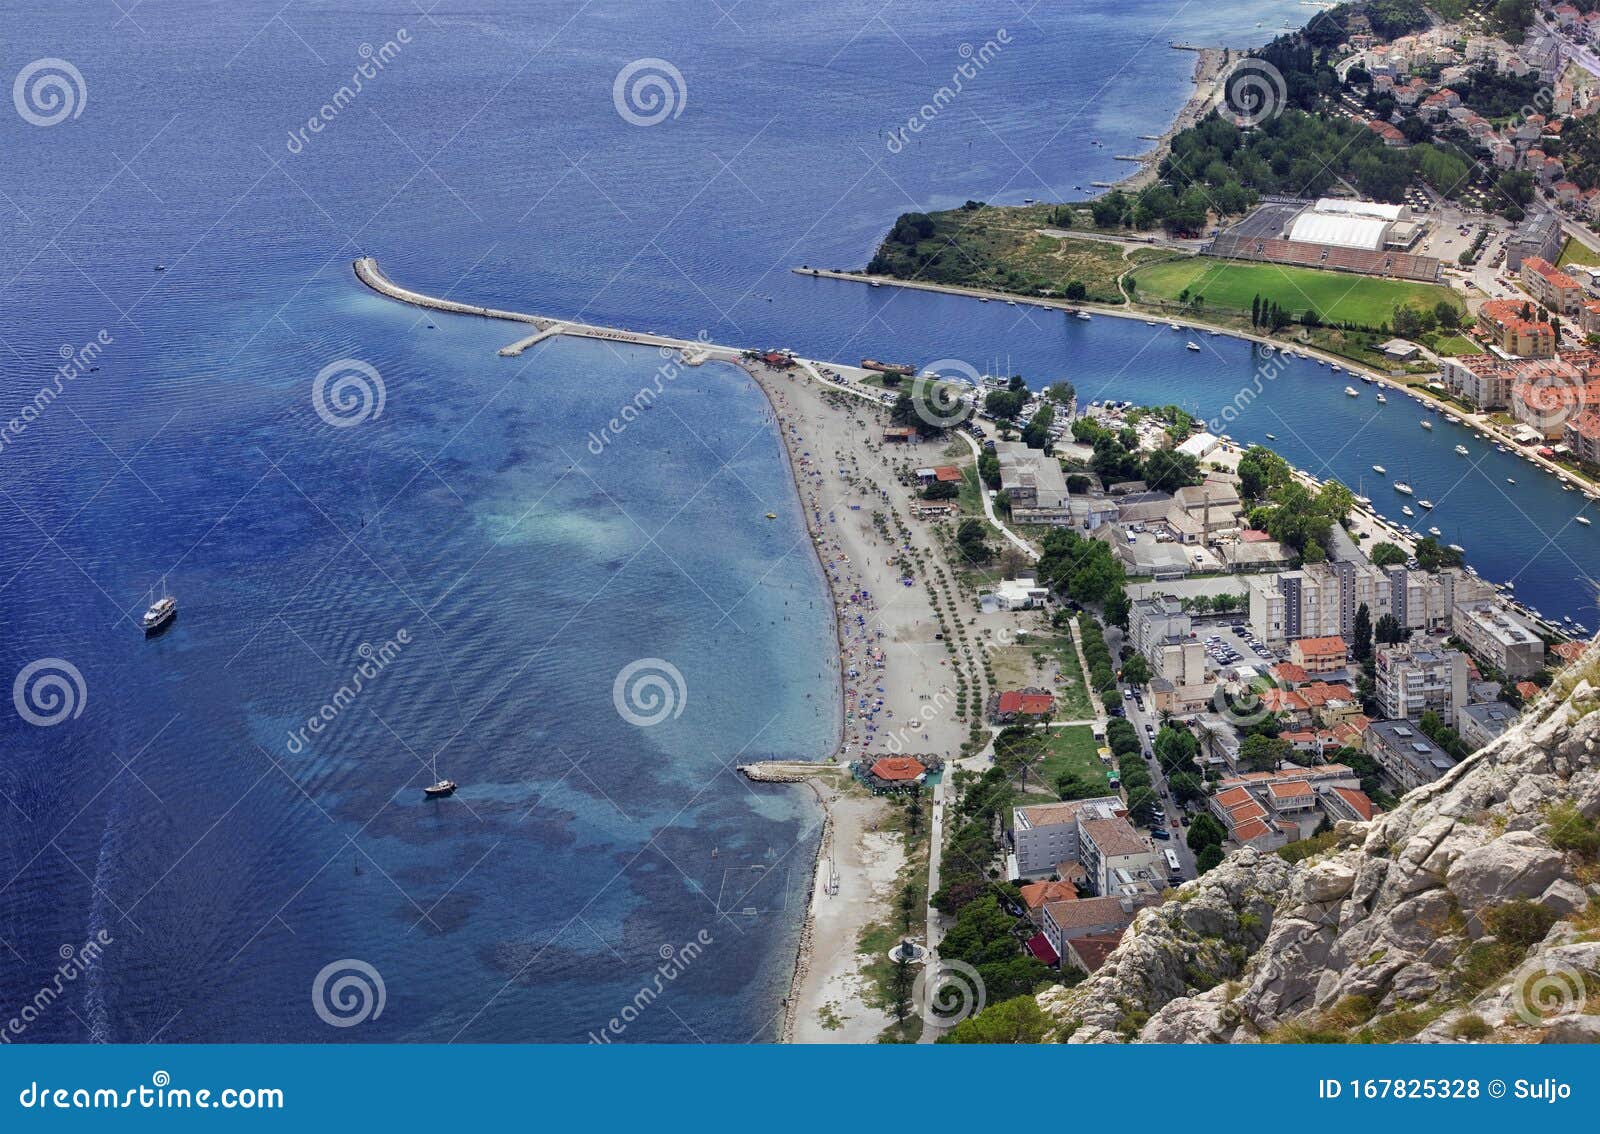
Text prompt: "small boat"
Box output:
[[1360, 374, 1374, 384], [1401, 505, 1415, 517], [1507, 478, 1516, 484], [1331, 364, 1343, 372], [1169, 323, 1181, 331], [1449, 543, 1466, 554], [1208, 330, 1221, 336], [1076, 311, 1092, 320], [1376, 393, 1387, 403], [1428, 526, 1442, 536], [1372, 464, 1387, 474], [1417, 499, 1434, 509], [424, 780, 458, 798], [154, 264, 166, 272], [1145, 320, 1158, 327], [142, 595, 176, 635], [1185, 341, 1200, 351], [1578, 516, 1593, 526], [1455, 444, 1469, 456], [765, 512, 778, 519], [1394, 481, 1413, 495], [979, 297, 989, 303], [1317, 360, 1326, 366], [1265, 432, 1277, 440], [1420, 420, 1433, 430], [1355, 495, 1372, 506], [1344, 386, 1359, 397]]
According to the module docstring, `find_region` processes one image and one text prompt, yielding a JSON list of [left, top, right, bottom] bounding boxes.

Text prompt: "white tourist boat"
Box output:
[[1185, 341, 1200, 351], [1372, 464, 1387, 474], [1393, 481, 1414, 495], [1344, 386, 1359, 397], [1455, 444, 1469, 455]]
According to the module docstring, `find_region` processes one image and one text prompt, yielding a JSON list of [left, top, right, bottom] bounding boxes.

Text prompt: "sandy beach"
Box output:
[[739, 358, 973, 1043]]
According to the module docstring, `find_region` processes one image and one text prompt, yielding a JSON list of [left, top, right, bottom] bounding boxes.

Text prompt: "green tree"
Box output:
[[1238, 733, 1290, 773], [940, 994, 1053, 1044], [1369, 541, 1408, 568], [1352, 602, 1373, 664], [1195, 843, 1224, 874], [922, 479, 959, 501], [1186, 813, 1226, 852], [1120, 653, 1151, 686]]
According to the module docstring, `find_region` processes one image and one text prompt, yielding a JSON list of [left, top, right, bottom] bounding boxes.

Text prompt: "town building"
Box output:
[[1290, 635, 1348, 674], [1452, 601, 1546, 678], [1365, 718, 1456, 791], [1520, 256, 1584, 316], [1457, 701, 1516, 751], [1011, 797, 1124, 877], [994, 440, 1071, 524], [1375, 643, 1469, 725], [1077, 816, 1164, 897]]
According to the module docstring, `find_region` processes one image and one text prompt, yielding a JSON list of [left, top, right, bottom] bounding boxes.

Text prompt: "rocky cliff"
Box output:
[[1037, 660, 1600, 1043]]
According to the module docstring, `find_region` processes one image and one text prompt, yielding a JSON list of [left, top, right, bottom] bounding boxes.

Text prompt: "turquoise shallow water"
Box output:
[[10, 0, 1583, 1044]]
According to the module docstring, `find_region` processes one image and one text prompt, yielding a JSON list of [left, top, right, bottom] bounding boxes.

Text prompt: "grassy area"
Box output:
[[867, 204, 1166, 303], [856, 793, 933, 1043], [1037, 725, 1109, 792], [1558, 235, 1600, 269], [1429, 333, 1479, 356], [1125, 257, 1464, 327]]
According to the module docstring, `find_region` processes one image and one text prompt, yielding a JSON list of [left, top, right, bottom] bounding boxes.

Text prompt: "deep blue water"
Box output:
[[1, 0, 1591, 1044]]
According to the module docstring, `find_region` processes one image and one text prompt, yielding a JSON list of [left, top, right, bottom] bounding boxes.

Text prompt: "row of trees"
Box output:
[[1236, 445, 1354, 562]]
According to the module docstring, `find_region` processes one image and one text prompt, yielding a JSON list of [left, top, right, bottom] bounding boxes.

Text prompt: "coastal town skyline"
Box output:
[[2, 0, 1598, 1071]]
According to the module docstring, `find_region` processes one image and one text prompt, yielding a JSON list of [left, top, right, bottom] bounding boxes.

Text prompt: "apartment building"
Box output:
[[1374, 644, 1469, 725]]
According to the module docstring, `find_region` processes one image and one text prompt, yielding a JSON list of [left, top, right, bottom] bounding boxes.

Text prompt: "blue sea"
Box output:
[[1, 0, 1592, 1043]]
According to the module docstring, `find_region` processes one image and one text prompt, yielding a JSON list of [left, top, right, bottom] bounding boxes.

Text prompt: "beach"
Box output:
[[737, 357, 973, 1043]]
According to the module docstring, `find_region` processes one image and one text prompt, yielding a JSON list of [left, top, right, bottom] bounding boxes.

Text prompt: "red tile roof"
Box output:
[[1294, 635, 1347, 658], [1332, 786, 1376, 820], [1019, 880, 1079, 909], [998, 690, 1055, 715], [1067, 931, 1125, 972], [933, 465, 963, 482], [869, 756, 926, 782]]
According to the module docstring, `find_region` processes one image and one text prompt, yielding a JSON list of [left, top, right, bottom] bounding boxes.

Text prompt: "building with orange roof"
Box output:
[[1269, 661, 1310, 685], [1516, 680, 1542, 701], [1290, 635, 1348, 674], [991, 688, 1056, 723], [1019, 879, 1080, 917], [1324, 786, 1376, 822], [1563, 409, 1600, 465], [1520, 256, 1584, 315]]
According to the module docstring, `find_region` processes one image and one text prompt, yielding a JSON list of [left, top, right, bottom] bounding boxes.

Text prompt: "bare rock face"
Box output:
[[1035, 651, 1600, 1044]]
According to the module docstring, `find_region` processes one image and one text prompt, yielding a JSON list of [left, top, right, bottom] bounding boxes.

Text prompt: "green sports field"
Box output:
[[1128, 257, 1464, 326]]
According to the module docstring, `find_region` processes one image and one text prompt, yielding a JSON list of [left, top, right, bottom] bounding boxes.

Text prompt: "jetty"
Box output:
[[354, 257, 744, 361], [498, 324, 565, 356], [737, 761, 849, 783]]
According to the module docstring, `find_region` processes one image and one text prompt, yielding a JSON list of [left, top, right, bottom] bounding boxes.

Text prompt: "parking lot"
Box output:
[[1193, 616, 1278, 673]]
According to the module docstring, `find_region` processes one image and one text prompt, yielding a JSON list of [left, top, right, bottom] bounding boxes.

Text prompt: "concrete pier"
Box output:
[[353, 257, 750, 362], [497, 324, 565, 356]]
